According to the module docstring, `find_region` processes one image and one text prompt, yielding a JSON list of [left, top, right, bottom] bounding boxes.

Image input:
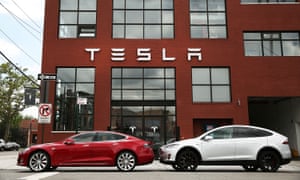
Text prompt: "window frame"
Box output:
[[112, 0, 175, 39], [189, 0, 228, 39], [59, 0, 98, 39], [192, 67, 231, 103]]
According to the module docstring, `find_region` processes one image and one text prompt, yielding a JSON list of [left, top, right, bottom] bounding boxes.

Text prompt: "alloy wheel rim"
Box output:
[[178, 151, 197, 170], [117, 152, 135, 171], [29, 152, 48, 171]]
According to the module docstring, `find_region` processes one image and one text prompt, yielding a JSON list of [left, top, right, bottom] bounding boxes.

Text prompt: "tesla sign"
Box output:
[[85, 48, 202, 62]]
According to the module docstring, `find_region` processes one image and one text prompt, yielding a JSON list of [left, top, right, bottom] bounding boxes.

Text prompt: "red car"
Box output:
[[17, 131, 154, 172]]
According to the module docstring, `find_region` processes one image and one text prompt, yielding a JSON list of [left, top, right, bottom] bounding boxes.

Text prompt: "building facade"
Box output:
[[39, 0, 300, 156]]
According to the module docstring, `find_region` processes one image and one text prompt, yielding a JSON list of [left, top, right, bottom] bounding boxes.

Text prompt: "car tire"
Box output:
[[258, 151, 280, 172], [176, 149, 199, 171], [116, 151, 136, 172], [28, 151, 50, 172], [242, 164, 258, 172]]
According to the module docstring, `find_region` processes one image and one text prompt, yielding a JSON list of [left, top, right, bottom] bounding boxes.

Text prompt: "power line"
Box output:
[[11, 0, 41, 30], [0, 50, 39, 87], [0, 29, 40, 66], [0, 2, 41, 41]]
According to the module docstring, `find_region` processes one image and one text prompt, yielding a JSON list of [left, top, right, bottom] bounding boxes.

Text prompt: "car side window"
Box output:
[[207, 127, 233, 139], [72, 133, 96, 142], [95, 133, 126, 141], [233, 127, 273, 138]]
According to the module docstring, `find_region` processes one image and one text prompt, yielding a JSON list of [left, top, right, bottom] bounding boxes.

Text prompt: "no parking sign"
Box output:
[[38, 104, 52, 124]]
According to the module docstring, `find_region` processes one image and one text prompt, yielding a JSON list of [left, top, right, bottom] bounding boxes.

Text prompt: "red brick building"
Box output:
[[39, 0, 300, 156]]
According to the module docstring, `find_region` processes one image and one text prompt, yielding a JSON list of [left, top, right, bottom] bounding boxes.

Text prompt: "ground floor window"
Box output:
[[111, 67, 176, 145], [54, 67, 95, 131]]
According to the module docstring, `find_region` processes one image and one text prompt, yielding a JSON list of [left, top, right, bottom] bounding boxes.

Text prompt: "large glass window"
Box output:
[[241, 0, 297, 3], [112, 0, 174, 39], [244, 32, 300, 56], [111, 68, 176, 146], [190, 0, 227, 39], [59, 0, 97, 38], [54, 67, 95, 131], [192, 67, 231, 103]]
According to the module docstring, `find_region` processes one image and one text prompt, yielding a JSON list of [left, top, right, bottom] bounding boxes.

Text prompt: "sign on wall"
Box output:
[[38, 104, 52, 124]]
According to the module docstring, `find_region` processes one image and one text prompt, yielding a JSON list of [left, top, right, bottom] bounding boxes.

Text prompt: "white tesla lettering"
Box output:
[[187, 48, 202, 61], [162, 48, 176, 61], [85, 48, 203, 62], [85, 48, 100, 61], [137, 48, 151, 61], [111, 48, 125, 61]]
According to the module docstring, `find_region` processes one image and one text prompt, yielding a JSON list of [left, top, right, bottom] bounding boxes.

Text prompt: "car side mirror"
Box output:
[[203, 135, 213, 141], [64, 139, 75, 145]]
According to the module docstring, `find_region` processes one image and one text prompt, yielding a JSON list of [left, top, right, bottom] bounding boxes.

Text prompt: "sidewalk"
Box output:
[[1, 151, 300, 172]]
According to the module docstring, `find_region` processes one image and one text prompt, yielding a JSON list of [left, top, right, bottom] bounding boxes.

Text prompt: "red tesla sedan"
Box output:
[[17, 131, 154, 172]]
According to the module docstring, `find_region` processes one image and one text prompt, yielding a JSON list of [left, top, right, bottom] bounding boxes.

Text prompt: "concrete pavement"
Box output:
[[1, 151, 300, 172]]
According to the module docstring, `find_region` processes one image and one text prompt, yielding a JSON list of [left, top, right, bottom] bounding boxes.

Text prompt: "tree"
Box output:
[[0, 62, 37, 140]]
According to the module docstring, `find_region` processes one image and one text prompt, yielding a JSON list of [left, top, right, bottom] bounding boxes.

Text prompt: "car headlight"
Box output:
[[164, 143, 179, 149]]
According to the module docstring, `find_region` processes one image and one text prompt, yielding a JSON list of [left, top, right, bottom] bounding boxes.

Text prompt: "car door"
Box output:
[[88, 132, 120, 165], [234, 127, 269, 160], [200, 127, 236, 161]]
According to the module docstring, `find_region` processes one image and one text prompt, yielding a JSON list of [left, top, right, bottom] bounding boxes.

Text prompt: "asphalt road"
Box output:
[[1, 151, 300, 180]]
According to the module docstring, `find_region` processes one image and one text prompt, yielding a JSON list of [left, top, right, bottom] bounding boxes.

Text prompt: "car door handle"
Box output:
[[83, 144, 89, 147]]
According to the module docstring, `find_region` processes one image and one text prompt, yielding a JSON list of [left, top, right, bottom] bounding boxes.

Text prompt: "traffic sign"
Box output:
[[38, 104, 52, 124], [38, 73, 56, 81]]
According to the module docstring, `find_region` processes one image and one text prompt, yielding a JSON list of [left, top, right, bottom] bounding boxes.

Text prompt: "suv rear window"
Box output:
[[233, 127, 273, 138]]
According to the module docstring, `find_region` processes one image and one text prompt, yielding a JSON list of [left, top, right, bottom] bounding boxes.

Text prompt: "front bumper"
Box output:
[[159, 148, 177, 164]]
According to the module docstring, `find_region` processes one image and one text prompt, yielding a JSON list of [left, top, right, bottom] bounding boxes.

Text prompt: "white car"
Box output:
[[159, 125, 292, 172]]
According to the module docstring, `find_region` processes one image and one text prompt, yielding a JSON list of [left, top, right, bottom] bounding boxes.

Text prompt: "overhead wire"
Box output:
[[0, 29, 40, 66], [11, 0, 42, 31], [0, 2, 41, 41]]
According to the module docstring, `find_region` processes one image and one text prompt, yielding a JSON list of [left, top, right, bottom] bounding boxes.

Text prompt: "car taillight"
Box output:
[[282, 140, 289, 145]]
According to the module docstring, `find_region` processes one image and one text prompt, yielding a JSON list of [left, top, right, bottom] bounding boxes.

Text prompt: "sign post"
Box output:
[[37, 73, 56, 143]]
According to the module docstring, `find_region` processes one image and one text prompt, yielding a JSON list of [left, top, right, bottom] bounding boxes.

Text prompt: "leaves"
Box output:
[[0, 62, 38, 140]]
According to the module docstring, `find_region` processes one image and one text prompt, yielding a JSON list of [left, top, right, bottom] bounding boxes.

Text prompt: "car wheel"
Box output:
[[116, 151, 136, 172], [242, 164, 258, 172], [258, 151, 280, 172], [29, 151, 50, 172], [176, 149, 199, 171]]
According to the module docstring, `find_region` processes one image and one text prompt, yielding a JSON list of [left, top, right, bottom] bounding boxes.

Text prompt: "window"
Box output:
[[241, 0, 297, 3], [192, 67, 231, 103], [94, 132, 126, 141], [190, 0, 227, 39], [112, 0, 174, 39], [244, 32, 300, 56], [112, 68, 175, 100], [72, 132, 96, 142], [59, 0, 97, 38], [111, 68, 176, 144], [54, 67, 95, 131], [206, 127, 233, 139], [233, 127, 273, 138]]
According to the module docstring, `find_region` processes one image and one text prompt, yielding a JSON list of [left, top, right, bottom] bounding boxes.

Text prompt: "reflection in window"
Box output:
[[190, 0, 227, 39], [111, 68, 175, 100], [112, 0, 174, 39], [111, 68, 176, 144], [244, 32, 300, 56], [192, 67, 231, 103], [241, 0, 296, 3], [54, 67, 95, 131], [59, 0, 97, 38]]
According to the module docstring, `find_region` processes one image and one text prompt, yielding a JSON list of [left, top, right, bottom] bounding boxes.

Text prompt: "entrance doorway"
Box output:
[[248, 97, 300, 157]]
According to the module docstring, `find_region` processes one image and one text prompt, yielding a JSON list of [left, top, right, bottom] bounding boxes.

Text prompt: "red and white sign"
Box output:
[[38, 104, 52, 124]]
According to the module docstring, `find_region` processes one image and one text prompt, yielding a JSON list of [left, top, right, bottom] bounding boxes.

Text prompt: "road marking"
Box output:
[[18, 172, 59, 180]]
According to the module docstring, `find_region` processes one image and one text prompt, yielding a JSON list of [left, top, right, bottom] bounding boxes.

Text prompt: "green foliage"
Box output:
[[0, 62, 38, 141]]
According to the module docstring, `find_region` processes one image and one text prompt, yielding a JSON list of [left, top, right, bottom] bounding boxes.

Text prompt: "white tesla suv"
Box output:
[[159, 125, 291, 172]]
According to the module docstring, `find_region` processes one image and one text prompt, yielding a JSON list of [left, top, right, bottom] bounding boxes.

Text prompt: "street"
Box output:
[[0, 151, 300, 180]]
